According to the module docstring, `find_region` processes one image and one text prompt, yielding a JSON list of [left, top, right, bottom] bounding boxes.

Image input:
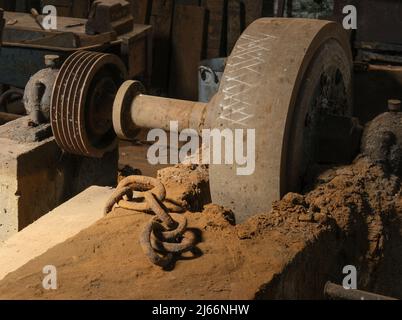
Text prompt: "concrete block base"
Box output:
[[0, 118, 117, 242], [0, 186, 113, 281]]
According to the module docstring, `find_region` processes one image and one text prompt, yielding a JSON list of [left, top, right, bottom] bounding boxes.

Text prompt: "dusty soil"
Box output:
[[0, 153, 400, 299], [157, 164, 211, 212]]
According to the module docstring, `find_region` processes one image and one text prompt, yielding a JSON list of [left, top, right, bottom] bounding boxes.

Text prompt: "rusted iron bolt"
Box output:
[[45, 55, 61, 69], [388, 99, 401, 112]]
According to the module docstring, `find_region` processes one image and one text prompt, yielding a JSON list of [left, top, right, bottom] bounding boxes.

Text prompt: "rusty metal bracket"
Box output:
[[86, 0, 133, 35]]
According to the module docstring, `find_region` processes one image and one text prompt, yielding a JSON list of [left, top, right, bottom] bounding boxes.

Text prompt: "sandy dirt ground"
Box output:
[[0, 111, 402, 300], [0, 154, 400, 299]]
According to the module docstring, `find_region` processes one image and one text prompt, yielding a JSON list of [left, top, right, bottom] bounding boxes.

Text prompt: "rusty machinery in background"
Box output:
[[50, 2, 402, 223], [1, 1, 401, 223], [0, 0, 151, 127], [0, 1, 93, 18], [52, 18, 359, 223], [277, 0, 402, 124], [334, 0, 402, 124], [0, 0, 135, 18]]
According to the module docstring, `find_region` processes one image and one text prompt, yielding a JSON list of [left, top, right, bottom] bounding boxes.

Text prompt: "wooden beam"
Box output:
[[150, 0, 175, 92], [169, 4, 206, 100], [0, 112, 22, 125], [133, 0, 152, 24], [242, 0, 263, 26], [202, 0, 225, 58], [227, 0, 244, 54]]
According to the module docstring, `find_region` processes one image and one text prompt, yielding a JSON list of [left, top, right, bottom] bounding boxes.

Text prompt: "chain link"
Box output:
[[105, 175, 196, 268]]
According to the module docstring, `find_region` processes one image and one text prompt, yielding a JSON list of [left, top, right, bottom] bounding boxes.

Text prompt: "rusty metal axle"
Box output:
[[0, 111, 22, 125], [324, 282, 397, 300], [113, 80, 209, 140]]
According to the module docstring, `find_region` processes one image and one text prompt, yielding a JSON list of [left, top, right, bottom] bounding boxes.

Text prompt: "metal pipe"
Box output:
[[0, 88, 24, 112], [130, 94, 208, 135], [0, 111, 22, 125], [324, 282, 397, 301]]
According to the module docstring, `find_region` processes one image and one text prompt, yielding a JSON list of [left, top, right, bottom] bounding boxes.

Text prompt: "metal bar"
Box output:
[[0, 112, 23, 125], [2, 39, 118, 52], [324, 282, 397, 301], [0, 8, 4, 46], [131, 94, 208, 134]]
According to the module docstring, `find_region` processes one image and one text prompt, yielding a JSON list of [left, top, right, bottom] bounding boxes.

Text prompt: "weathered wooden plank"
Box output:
[[242, 0, 263, 26], [227, 0, 244, 54], [133, 0, 152, 24], [71, 0, 91, 18], [202, 0, 225, 58], [176, 0, 201, 5], [169, 4, 206, 100], [150, 0, 175, 92], [262, 0, 275, 17]]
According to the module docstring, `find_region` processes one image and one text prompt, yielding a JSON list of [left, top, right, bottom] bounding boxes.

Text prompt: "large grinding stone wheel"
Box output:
[[50, 51, 127, 158], [208, 18, 353, 222], [52, 19, 353, 225]]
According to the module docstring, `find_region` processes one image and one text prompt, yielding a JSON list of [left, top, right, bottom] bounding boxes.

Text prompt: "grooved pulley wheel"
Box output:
[[50, 51, 127, 158]]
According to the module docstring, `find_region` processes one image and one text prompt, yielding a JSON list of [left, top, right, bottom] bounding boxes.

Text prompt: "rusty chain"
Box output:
[[104, 175, 196, 268]]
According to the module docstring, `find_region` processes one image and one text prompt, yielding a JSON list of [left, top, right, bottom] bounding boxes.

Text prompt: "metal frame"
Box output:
[[0, 2, 152, 88]]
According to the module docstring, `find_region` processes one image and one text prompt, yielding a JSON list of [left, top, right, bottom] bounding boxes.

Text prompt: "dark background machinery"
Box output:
[[0, 0, 401, 221], [0, 0, 151, 126], [279, 0, 402, 123]]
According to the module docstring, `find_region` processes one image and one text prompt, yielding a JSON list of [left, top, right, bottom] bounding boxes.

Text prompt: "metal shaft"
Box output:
[[0, 112, 22, 125], [130, 94, 208, 135], [324, 282, 397, 300]]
